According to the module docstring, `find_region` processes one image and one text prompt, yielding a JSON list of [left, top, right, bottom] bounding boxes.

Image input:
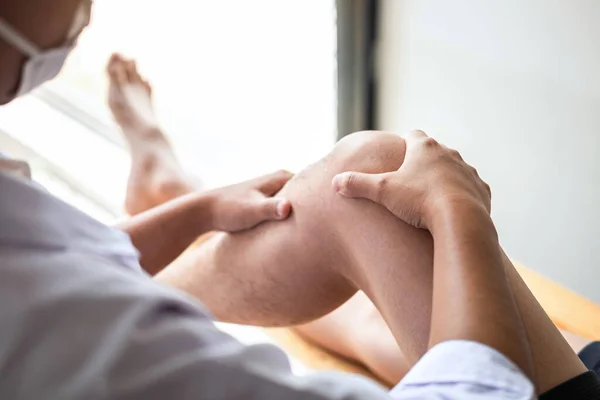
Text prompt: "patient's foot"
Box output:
[[107, 53, 159, 137], [107, 53, 198, 215]]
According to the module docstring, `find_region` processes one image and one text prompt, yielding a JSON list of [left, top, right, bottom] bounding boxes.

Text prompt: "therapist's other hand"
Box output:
[[207, 170, 293, 232], [332, 130, 491, 230]]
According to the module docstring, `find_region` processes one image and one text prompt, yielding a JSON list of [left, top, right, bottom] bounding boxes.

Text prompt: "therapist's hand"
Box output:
[[332, 130, 491, 230], [207, 170, 293, 232]]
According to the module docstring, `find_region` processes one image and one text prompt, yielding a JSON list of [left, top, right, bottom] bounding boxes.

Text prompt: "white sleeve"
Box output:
[[391, 340, 535, 400], [0, 249, 393, 400]]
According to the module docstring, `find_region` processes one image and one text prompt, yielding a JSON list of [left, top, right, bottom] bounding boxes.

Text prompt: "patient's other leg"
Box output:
[[295, 292, 411, 385], [107, 53, 198, 215]]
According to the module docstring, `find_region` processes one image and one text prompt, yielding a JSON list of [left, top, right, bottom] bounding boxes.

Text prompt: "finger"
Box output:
[[332, 171, 388, 203], [252, 197, 292, 222], [447, 147, 463, 161], [403, 130, 431, 156], [253, 170, 294, 196]]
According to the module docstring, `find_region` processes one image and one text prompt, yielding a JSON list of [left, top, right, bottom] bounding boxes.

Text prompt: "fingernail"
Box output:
[[276, 200, 287, 218], [332, 174, 346, 193]]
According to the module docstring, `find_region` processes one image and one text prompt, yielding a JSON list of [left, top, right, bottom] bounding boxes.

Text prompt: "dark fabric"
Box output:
[[539, 371, 600, 400], [579, 341, 600, 375], [539, 343, 600, 399]]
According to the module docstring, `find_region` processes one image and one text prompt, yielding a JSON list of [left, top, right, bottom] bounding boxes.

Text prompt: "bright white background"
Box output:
[[1, 0, 336, 220]]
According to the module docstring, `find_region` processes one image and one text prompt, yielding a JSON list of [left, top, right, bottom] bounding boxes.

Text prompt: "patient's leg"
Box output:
[[107, 58, 414, 382], [107, 55, 586, 392], [157, 130, 587, 393]]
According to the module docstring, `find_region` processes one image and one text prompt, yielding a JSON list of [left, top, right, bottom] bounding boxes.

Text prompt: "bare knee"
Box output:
[[330, 131, 407, 175], [285, 130, 406, 235], [281, 130, 412, 279]]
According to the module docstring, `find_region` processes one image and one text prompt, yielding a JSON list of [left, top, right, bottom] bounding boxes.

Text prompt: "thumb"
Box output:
[[332, 172, 387, 203], [252, 197, 292, 222]]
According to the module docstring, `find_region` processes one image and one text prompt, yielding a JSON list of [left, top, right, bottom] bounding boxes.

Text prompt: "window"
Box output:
[[0, 0, 336, 219]]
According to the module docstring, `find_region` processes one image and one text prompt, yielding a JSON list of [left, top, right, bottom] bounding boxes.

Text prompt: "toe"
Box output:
[[107, 53, 123, 73], [109, 52, 125, 63], [143, 80, 153, 95], [122, 59, 154, 95], [107, 54, 128, 85], [126, 60, 145, 85]]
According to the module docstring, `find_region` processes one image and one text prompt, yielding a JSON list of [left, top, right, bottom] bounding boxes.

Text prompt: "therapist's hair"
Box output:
[[0, 0, 82, 104]]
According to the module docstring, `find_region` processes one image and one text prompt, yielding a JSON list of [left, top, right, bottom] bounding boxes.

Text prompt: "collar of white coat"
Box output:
[[0, 168, 139, 260]]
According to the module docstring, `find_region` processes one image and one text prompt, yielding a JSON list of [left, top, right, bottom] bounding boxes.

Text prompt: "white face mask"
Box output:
[[0, 1, 92, 97]]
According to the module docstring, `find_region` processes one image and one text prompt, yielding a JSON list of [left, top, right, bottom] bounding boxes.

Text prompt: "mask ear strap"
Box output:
[[0, 16, 40, 57]]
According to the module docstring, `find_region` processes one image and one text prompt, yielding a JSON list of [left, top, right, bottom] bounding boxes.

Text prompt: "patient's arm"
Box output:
[[157, 131, 586, 393]]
